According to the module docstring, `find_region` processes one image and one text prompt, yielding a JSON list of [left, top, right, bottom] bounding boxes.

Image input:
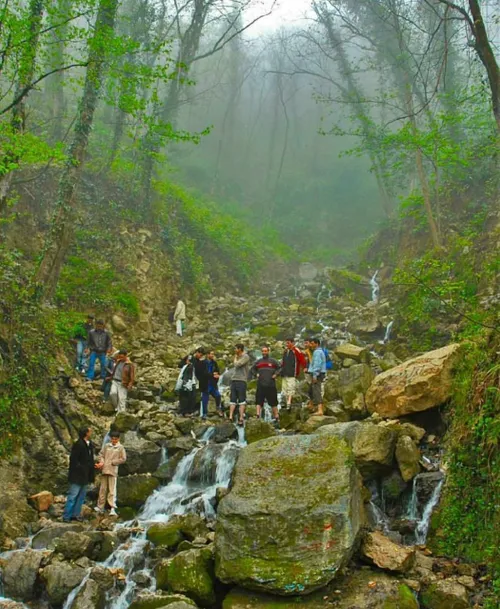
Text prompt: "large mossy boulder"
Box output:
[[41, 562, 87, 606], [129, 593, 198, 609], [338, 364, 373, 415], [120, 432, 162, 476], [156, 548, 215, 607], [366, 344, 461, 418], [72, 578, 105, 609], [215, 434, 362, 596], [244, 419, 276, 445], [395, 436, 421, 482], [420, 580, 469, 609], [2, 549, 45, 601], [116, 474, 159, 509]]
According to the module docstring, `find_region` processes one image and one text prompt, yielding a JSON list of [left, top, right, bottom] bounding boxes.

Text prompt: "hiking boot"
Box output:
[[109, 508, 117, 516]]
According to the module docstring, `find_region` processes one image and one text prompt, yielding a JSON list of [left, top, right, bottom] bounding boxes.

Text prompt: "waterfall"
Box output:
[[415, 478, 444, 544], [407, 475, 419, 521], [382, 320, 394, 344], [370, 270, 380, 303]]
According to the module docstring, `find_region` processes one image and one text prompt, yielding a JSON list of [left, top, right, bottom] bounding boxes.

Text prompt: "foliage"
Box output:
[[430, 339, 500, 606]]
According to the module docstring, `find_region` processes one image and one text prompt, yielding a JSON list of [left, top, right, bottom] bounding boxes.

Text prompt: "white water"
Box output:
[[370, 270, 380, 303], [415, 478, 444, 544], [382, 320, 394, 344]]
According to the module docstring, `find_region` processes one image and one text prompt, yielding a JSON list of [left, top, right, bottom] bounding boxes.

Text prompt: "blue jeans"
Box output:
[[63, 483, 88, 520], [76, 340, 88, 370], [86, 351, 107, 380], [201, 385, 221, 416]]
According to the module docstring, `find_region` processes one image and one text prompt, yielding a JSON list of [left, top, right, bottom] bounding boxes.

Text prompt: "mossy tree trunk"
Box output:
[[35, 0, 119, 299]]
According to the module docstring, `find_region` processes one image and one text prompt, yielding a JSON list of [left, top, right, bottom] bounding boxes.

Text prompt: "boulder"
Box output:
[[154, 453, 184, 484], [89, 565, 115, 591], [348, 312, 382, 336], [335, 343, 370, 363], [366, 344, 462, 418], [188, 444, 224, 484], [212, 421, 238, 443], [352, 423, 397, 477], [54, 531, 92, 560], [111, 314, 128, 332], [298, 415, 341, 434], [395, 436, 421, 482], [156, 548, 215, 607], [129, 594, 198, 609], [117, 474, 159, 509], [84, 531, 119, 561], [72, 578, 105, 609], [0, 601, 25, 609], [317, 421, 363, 446], [114, 412, 139, 432], [323, 375, 340, 401], [29, 491, 54, 512], [166, 437, 196, 456], [338, 364, 373, 414], [215, 434, 362, 595], [31, 522, 84, 549], [120, 432, 162, 476], [2, 549, 45, 601], [244, 419, 276, 445], [147, 522, 183, 550], [41, 562, 87, 606], [421, 580, 469, 609], [361, 531, 415, 573]]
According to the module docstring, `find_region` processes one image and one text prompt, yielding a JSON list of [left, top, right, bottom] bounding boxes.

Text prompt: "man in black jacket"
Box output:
[[251, 345, 281, 425], [86, 320, 113, 381], [193, 347, 207, 418], [63, 427, 96, 522]]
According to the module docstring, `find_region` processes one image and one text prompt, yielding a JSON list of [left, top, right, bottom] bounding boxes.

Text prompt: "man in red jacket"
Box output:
[[281, 338, 306, 408]]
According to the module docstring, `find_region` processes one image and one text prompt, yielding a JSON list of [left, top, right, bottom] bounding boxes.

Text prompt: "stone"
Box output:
[[117, 474, 159, 509], [335, 343, 370, 363], [361, 531, 415, 573], [120, 432, 162, 476], [395, 436, 421, 482], [156, 548, 215, 607], [89, 565, 116, 591], [323, 375, 340, 401], [189, 444, 227, 484], [114, 412, 139, 432], [215, 434, 362, 596], [112, 314, 128, 332], [348, 311, 382, 336], [41, 562, 87, 606], [54, 531, 92, 560], [154, 453, 184, 484], [213, 421, 238, 443], [0, 601, 25, 609], [366, 344, 462, 418], [166, 437, 196, 456], [338, 364, 373, 413], [147, 522, 184, 550], [382, 421, 426, 442], [28, 491, 54, 512], [352, 423, 397, 477], [421, 580, 469, 609], [84, 531, 119, 561], [244, 419, 276, 444], [72, 578, 105, 609], [32, 523, 85, 549], [317, 421, 363, 446], [2, 549, 45, 601], [298, 415, 341, 434], [129, 593, 198, 609]]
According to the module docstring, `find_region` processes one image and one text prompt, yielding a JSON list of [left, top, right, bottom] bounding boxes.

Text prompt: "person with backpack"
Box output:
[[251, 345, 281, 425], [308, 338, 327, 416], [281, 338, 307, 408], [86, 320, 113, 380], [176, 355, 198, 416], [94, 430, 127, 516], [109, 350, 135, 413]]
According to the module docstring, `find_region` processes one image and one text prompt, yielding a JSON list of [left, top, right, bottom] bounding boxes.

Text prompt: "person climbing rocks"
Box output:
[[308, 337, 326, 416], [94, 430, 127, 517], [176, 354, 198, 416], [251, 345, 281, 425], [229, 343, 250, 425], [173, 298, 186, 337], [205, 350, 223, 417], [109, 349, 135, 412], [63, 427, 95, 522], [281, 337, 306, 408], [86, 320, 113, 381], [101, 351, 118, 402], [71, 314, 94, 373]]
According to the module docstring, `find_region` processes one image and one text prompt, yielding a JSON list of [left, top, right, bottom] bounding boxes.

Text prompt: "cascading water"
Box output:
[[382, 320, 394, 344], [370, 270, 380, 303], [406, 472, 445, 544]]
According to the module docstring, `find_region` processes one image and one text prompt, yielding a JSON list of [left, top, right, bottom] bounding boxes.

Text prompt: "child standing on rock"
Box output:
[[94, 431, 127, 516]]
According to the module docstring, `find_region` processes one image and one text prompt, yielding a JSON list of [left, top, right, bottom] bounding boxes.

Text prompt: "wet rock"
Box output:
[[212, 421, 238, 443], [113, 412, 139, 432], [366, 344, 462, 418], [31, 522, 84, 549], [381, 471, 407, 503], [0, 487, 37, 545], [189, 444, 225, 484], [395, 436, 421, 482], [154, 453, 184, 484], [129, 593, 198, 609], [89, 565, 116, 591], [244, 419, 276, 444], [72, 578, 105, 609], [120, 432, 162, 476], [28, 491, 54, 512], [215, 434, 362, 595], [85, 531, 120, 561], [298, 415, 341, 434], [361, 531, 415, 573], [53, 531, 92, 560], [421, 579, 469, 609], [156, 547, 215, 607], [41, 561, 87, 606], [116, 474, 159, 509], [2, 549, 45, 601], [147, 522, 184, 550], [335, 343, 370, 363], [323, 374, 340, 401], [173, 418, 195, 435], [382, 420, 426, 442], [352, 423, 397, 477], [338, 364, 373, 414], [166, 437, 196, 456]]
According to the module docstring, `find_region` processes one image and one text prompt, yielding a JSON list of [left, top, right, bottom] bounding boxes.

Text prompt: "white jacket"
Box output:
[[174, 300, 186, 321]]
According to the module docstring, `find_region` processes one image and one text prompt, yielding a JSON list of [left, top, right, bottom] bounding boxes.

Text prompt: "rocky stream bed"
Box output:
[[0, 272, 486, 609]]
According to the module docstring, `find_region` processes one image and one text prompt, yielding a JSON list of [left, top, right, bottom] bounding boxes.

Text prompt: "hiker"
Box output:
[[101, 352, 117, 402], [193, 347, 207, 418], [109, 350, 135, 412], [308, 337, 326, 416], [176, 355, 198, 416], [251, 345, 281, 425], [229, 343, 250, 425], [281, 338, 306, 408], [173, 299, 186, 336], [71, 314, 94, 373], [94, 430, 127, 516], [63, 427, 95, 523], [86, 320, 113, 381], [204, 350, 222, 417]]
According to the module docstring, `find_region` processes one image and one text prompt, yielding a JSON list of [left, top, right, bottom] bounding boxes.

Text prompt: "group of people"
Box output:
[[176, 337, 329, 426], [71, 315, 135, 412]]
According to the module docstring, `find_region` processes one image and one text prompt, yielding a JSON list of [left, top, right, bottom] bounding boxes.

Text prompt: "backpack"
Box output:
[[323, 348, 333, 371]]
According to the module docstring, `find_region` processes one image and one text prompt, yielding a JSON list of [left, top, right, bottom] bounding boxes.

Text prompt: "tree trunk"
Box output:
[[35, 0, 119, 298], [0, 0, 44, 212]]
